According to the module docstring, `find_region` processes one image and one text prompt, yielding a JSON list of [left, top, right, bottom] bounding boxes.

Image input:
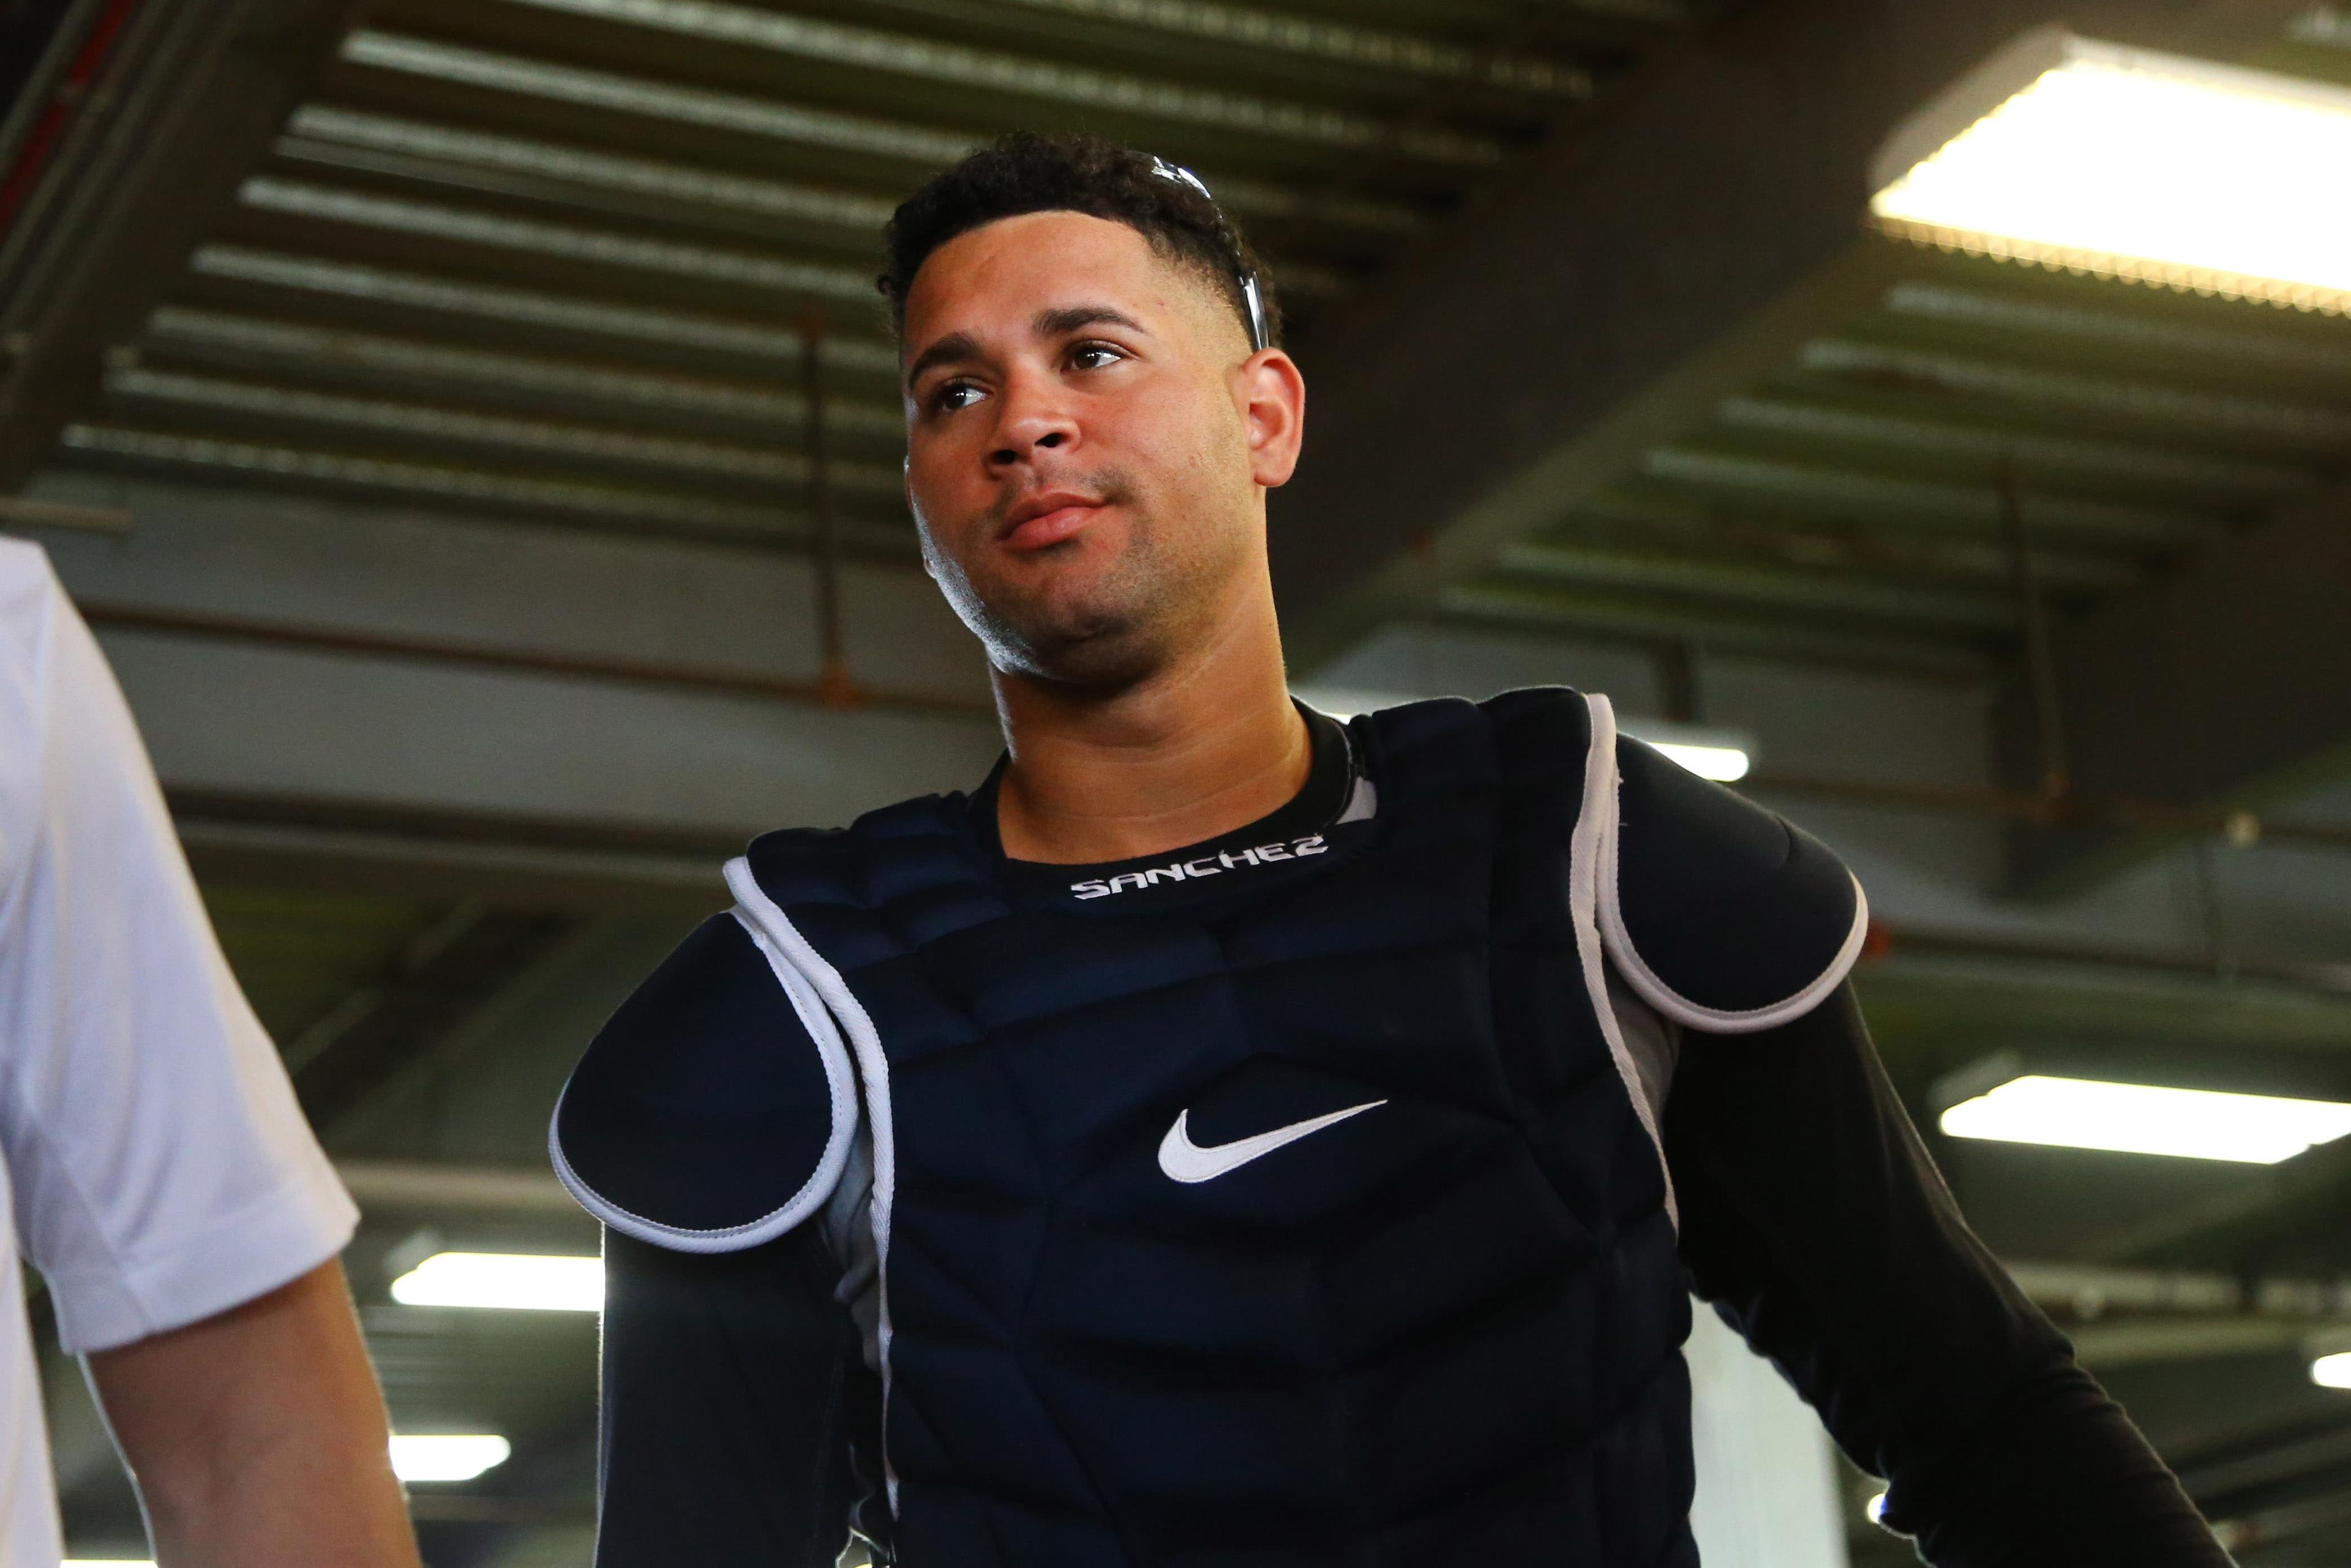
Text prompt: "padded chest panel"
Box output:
[[741, 692, 1695, 1568]]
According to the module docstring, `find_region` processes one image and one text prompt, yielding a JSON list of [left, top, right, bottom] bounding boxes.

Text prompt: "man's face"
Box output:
[[899, 210, 1299, 689]]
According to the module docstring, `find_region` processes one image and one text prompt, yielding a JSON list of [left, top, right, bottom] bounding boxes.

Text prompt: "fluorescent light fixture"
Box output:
[[389, 1251, 602, 1311], [2314, 1351, 2351, 1389], [1940, 1074, 2351, 1164], [1616, 718, 1753, 782], [1643, 740, 1749, 782], [1292, 687, 1752, 781], [1873, 27, 2351, 313], [391, 1433, 512, 1484], [1289, 685, 1408, 722]]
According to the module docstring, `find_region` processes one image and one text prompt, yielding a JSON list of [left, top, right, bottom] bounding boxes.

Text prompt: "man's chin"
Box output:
[[993, 610, 1163, 692]]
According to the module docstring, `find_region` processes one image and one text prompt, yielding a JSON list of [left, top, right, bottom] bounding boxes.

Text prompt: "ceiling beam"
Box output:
[[1268, 0, 2315, 670], [492, 0, 1509, 164], [1436, 577, 1990, 676], [856, 0, 1595, 99], [0, 0, 369, 490], [185, 245, 902, 377], [2000, 470, 2351, 893], [334, 29, 1430, 234], [93, 366, 905, 496], [53, 426, 858, 547], [1494, 539, 2020, 629], [138, 307, 906, 440], [277, 105, 904, 239]]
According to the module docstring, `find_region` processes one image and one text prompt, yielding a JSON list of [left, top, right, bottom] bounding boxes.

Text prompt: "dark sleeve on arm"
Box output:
[[596, 1223, 878, 1568], [1665, 985, 2231, 1567]]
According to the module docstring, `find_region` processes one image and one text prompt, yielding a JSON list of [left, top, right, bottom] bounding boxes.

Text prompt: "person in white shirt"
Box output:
[[0, 536, 420, 1567]]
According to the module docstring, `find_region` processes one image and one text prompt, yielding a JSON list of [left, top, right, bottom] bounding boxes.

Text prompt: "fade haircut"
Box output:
[[877, 131, 1281, 350]]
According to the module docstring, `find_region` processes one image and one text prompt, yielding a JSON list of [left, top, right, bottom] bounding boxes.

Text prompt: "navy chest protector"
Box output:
[[553, 689, 1867, 1567]]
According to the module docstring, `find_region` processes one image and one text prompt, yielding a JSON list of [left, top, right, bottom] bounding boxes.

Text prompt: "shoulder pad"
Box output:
[[550, 912, 858, 1251], [1601, 736, 1867, 1033]]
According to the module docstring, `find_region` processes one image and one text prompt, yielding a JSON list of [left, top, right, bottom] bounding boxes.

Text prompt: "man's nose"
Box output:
[[986, 372, 1078, 468]]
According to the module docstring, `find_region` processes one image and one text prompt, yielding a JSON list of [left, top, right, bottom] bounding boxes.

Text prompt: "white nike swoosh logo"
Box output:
[[1157, 1100, 1387, 1184]]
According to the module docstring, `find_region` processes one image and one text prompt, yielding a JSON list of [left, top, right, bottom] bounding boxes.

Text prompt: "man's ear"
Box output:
[[1239, 349, 1306, 489]]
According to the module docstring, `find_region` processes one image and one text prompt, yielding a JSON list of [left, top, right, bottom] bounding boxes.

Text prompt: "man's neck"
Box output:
[[990, 591, 1307, 866]]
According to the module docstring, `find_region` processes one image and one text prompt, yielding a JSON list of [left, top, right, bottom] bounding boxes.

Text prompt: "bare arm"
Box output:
[[86, 1259, 421, 1568]]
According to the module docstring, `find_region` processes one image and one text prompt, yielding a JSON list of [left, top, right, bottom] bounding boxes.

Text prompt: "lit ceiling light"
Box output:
[[1644, 741, 1750, 782], [391, 1433, 512, 1484], [2314, 1352, 2351, 1389], [1865, 1491, 1889, 1524], [1940, 1075, 2351, 1164], [389, 1251, 602, 1311], [1872, 27, 2351, 313]]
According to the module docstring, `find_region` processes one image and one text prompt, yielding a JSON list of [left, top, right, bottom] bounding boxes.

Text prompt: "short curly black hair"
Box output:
[[877, 131, 1280, 350]]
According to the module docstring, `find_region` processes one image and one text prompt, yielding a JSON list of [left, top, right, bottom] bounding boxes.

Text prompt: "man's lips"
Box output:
[[999, 493, 1107, 552]]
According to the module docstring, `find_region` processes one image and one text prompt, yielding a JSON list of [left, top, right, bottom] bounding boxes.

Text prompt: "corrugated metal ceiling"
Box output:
[[58, 0, 1694, 555]]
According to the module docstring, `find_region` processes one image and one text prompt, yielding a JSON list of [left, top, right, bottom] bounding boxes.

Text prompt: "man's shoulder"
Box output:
[[0, 537, 62, 660], [0, 534, 54, 590], [1605, 735, 1867, 1034], [552, 911, 859, 1253], [740, 792, 976, 904], [0, 540, 68, 858]]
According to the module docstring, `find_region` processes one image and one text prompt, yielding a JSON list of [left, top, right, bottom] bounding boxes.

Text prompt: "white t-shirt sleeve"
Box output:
[[0, 547, 357, 1354]]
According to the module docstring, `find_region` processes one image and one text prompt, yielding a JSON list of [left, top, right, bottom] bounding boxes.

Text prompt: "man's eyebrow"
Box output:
[[904, 329, 983, 389], [1035, 304, 1147, 339]]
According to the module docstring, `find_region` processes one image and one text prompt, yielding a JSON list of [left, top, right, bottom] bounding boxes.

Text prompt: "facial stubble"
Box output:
[[924, 464, 1244, 692]]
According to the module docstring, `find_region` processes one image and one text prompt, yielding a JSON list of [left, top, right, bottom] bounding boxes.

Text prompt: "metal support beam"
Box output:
[[96, 366, 904, 496], [0, 0, 367, 489], [956, 0, 1592, 98], [1558, 489, 2147, 594], [1269, 0, 2315, 668], [1712, 395, 2312, 503], [138, 307, 904, 440], [234, 176, 881, 301], [2000, 470, 2351, 894], [280, 105, 902, 237], [185, 245, 901, 377], [1439, 576, 1993, 677], [54, 424, 870, 549], [1497, 539, 2022, 629], [491, 0, 1507, 165], [1793, 339, 2351, 450], [334, 29, 1427, 234]]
